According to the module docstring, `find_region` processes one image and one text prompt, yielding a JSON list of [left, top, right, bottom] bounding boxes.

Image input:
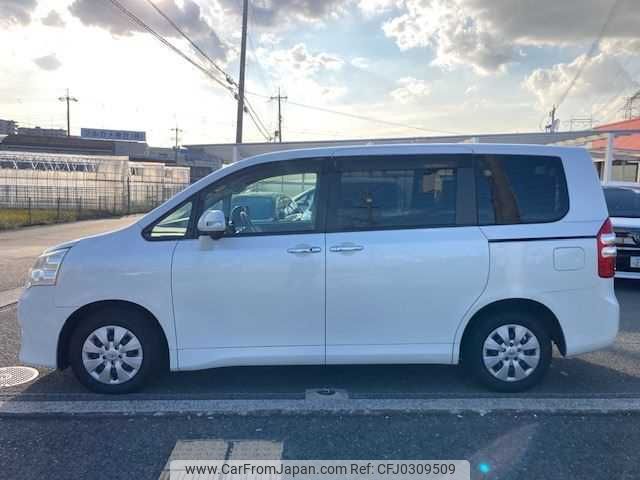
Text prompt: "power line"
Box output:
[[244, 97, 272, 140], [554, 0, 622, 111], [593, 63, 640, 123], [141, 0, 270, 141], [143, 0, 235, 86], [247, 91, 459, 135], [106, 0, 271, 142], [105, 0, 232, 93]]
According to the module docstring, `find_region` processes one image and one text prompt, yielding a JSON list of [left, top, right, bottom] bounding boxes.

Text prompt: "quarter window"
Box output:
[[147, 200, 193, 239], [476, 155, 569, 225], [328, 156, 462, 231]]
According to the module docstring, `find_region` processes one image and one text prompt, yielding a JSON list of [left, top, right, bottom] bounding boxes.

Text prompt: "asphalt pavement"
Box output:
[[1, 412, 639, 480], [0, 215, 141, 292]]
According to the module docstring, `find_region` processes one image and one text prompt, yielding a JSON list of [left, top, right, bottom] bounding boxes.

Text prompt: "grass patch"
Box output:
[[0, 208, 116, 230]]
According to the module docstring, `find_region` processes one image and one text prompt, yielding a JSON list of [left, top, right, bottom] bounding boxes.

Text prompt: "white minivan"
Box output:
[[18, 144, 619, 394]]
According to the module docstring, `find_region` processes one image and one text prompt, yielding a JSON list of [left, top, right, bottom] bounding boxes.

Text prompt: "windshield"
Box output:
[[231, 195, 275, 220], [604, 187, 640, 218]]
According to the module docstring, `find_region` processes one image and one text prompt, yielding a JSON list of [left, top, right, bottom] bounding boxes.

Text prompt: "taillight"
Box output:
[[597, 218, 616, 278]]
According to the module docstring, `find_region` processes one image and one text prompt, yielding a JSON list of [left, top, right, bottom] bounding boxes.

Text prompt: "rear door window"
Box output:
[[476, 155, 569, 225], [604, 187, 640, 218], [327, 155, 473, 232]]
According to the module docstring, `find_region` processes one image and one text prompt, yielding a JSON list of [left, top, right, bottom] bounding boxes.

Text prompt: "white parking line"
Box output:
[[3, 396, 640, 416]]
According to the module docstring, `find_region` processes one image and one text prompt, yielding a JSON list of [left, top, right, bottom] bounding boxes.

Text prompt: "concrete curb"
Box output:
[[3, 396, 640, 417], [0, 288, 21, 309]]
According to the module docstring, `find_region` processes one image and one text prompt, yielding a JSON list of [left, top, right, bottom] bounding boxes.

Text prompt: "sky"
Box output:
[[1, 0, 640, 147]]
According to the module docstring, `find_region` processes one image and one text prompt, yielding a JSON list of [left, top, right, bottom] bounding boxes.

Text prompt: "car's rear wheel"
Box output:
[[69, 307, 163, 394], [465, 311, 552, 392]]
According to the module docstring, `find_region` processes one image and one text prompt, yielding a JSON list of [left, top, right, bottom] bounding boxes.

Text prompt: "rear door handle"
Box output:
[[330, 245, 364, 253], [287, 246, 321, 254]]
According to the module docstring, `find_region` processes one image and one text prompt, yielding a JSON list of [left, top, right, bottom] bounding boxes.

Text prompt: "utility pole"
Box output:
[[170, 125, 183, 162], [58, 88, 78, 137], [622, 90, 640, 120], [270, 88, 288, 143], [235, 0, 249, 144], [545, 105, 557, 133]]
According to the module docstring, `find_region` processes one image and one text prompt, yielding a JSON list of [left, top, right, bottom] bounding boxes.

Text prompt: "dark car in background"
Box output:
[[604, 182, 640, 279]]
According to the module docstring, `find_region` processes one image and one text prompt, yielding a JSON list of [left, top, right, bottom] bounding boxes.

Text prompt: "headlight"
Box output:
[[27, 249, 69, 287]]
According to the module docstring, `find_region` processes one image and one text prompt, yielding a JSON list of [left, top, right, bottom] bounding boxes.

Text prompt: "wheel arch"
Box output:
[[57, 299, 170, 370], [458, 298, 566, 362]]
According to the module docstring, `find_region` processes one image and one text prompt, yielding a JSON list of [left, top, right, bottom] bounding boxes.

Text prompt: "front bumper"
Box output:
[[17, 287, 75, 369]]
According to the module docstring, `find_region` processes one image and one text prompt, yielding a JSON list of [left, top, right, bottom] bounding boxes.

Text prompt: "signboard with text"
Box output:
[[81, 128, 146, 142]]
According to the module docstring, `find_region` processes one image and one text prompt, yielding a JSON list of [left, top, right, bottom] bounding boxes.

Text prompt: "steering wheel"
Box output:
[[230, 205, 256, 234]]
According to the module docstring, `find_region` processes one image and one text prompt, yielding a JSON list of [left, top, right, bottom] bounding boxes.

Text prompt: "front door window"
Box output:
[[201, 170, 319, 236]]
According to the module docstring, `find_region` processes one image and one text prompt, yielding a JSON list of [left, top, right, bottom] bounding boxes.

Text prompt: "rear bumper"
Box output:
[[615, 271, 640, 280], [17, 287, 74, 369], [542, 280, 619, 357]]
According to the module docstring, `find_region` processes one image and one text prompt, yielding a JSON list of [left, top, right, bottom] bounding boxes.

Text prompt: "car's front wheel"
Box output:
[[465, 311, 552, 392], [69, 307, 163, 394]]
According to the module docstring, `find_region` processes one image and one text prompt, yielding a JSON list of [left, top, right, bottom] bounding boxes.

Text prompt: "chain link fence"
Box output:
[[0, 151, 190, 229]]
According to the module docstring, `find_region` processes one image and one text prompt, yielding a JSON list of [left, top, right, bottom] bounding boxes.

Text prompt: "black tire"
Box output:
[[69, 306, 165, 394], [463, 310, 552, 393]]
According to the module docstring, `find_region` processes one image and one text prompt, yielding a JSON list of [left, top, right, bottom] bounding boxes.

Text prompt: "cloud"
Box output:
[[522, 53, 638, 109], [42, 10, 66, 27], [216, 0, 346, 27], [383, 0, 518, 75], [34, 54, 62, 71], [358, 0, 402, 17], [390, 76, 431, 103], [600, 38, 640, 56], [0, 0, 37, 26], [258, 32, 281, 46], [318, 85, 348, 100], [252, 43, 347, 105], [68, 0, 230, 61], [263, 43, 344, 76], [351, 57, 371, 70], [461, 0, 640, 46], [465, 85, 478, 96], [382, 0, 640, 75]]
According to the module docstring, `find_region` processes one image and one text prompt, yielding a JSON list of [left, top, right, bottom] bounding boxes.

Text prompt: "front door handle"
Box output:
[[287, 246, 322, 254], [329, 244, 364, 253]]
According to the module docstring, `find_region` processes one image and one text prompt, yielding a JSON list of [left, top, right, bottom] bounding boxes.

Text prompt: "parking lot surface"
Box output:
[[1, 412, 639, 480], [0, 216, 141, 292]]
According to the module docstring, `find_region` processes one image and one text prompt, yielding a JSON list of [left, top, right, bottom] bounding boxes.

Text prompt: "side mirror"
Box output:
[[197, 209, 226, 240]]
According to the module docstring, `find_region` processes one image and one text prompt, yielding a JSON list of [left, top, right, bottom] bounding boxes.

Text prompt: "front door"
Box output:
[[324, 151, 489, 364], [171, 159, 327, 370]]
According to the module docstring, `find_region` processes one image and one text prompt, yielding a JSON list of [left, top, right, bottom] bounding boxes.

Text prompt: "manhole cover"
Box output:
[[0, 366, 39, 388]]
